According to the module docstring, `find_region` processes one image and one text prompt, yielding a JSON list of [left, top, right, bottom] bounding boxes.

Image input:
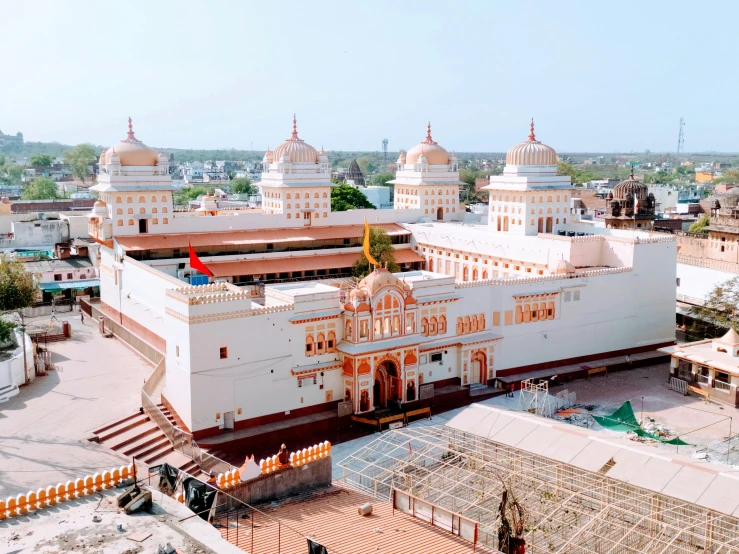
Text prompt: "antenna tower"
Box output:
[[676, 117, 685, 157], [382, 138, 388, 169]]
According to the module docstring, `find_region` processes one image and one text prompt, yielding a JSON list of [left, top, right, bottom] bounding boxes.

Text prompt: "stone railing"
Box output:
[[456, 266, 631, 289], [0, 464, 135, 519], [215, 441, 332, 491], [677, 254, 739, 273], [249, 304, 295, 316]]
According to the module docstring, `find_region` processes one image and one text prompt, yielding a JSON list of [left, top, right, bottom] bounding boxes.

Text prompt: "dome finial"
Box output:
[[125, 116, 140, 143], [528, 118, 536, 141], [423, 121, 437, 145], [291, 114, 299, 139], [629, 164, 635, 180]]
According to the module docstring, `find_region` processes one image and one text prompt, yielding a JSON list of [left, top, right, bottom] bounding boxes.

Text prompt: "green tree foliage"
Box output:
[[689, 277, 739, 331], [230, 177, 254, 195], [718, 168, 739, 184], [0, 319, 17, 343], [557, 162, 604, 185], [0, 157, 24, 185], [643, 171, 678, 185], [0, 257, 37, 311], [29, 155, 53, 167], [689, 214, 710, 234], [331, 184, 375, 211], [63, 144, 98, 183], [371, 172, 394, 187], [352, 226, 399, 278], [173, 186, 212, 205], [355, 157, 377, 176], [22, 177, 59, 200]]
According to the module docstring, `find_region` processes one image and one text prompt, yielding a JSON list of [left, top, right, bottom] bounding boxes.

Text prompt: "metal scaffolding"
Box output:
[[339, 425, 739, 553]]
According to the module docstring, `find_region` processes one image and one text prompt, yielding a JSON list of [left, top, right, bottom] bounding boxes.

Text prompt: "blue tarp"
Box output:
[[40, 279, 100, 291]]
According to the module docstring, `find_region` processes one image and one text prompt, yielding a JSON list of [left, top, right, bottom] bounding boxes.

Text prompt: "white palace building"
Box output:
[[88, 118, 676, 441]]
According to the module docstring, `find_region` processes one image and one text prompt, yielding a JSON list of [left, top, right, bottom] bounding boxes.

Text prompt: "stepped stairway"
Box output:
[[90, 403, 202, 477]]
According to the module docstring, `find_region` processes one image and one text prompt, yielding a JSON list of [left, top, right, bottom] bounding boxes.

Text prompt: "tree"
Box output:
[[355, 157, 377, 176], [689, 214, 710, 234], [174, 185, 212, 205], [64, 144, 97, 183], [231, 177, 254, 195], [0, 158, 24, 186], [331, 184, 375, 211], [0, 257, 37, 311], [29, 155, 53, 167], [690, 277, 739, 332], [371, 172, 394, 187], [22, 177, 59, 200], [352, 226, 399, 278]]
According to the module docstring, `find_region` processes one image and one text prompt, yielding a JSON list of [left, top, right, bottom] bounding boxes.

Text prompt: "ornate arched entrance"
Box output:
[[437, 207, 444, 221], [373, 360, 401, 408], [470, 351, 487, 384]]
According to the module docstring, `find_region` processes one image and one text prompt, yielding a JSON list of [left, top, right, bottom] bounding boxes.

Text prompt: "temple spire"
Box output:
[[125, 117, 140, 143], [528, 118, 536, 142], [423, 121, 437, 144], [291, 114, 299, 140]]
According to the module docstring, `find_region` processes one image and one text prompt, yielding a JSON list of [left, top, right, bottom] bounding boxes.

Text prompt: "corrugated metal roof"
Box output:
[[446, 403, 739, 517]]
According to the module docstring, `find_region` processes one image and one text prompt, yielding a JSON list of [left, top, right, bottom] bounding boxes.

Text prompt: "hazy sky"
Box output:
[[2, 0, 737, 153]]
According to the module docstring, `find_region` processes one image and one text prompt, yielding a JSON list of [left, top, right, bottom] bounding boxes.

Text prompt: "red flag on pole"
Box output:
[[189, 242, 214, 277]]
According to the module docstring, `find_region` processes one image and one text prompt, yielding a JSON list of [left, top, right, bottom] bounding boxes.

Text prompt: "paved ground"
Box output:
[[0, 313, 151, 497]]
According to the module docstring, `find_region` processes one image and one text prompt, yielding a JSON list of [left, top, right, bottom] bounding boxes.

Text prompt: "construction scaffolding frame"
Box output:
[[339, 425, 739, 553]]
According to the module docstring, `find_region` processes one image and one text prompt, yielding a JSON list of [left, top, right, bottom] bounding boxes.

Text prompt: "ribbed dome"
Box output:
[[720, 187, 739, 208], [613, 172, 648, 200], [506, 120, 557, 166], [405, 123, 450, 165], [104, 118, 159, 166], [272, 116, 318, 163]]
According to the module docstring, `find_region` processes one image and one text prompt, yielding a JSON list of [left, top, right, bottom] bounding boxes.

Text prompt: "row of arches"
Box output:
[[115, 207, 168, 215], [490, 194, 569, 203], [283, 202, 328, 209], [456, 314, 485, 334], [116, 195, 168, 203], [397, 188, 453, 196], [117, 218, 168, 226], [280, 191, 328, 199], [420, 315, 447, 337], [287, 212, 328, 219], [515, 302, 556, 324], [305, 331, 336, 356]]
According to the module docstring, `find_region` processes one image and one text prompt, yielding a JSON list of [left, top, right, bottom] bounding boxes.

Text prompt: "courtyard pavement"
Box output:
[[0, 313, 151, 497]]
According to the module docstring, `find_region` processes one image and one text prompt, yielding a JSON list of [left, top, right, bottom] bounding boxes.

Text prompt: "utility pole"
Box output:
[[382, 138, 388, 170]]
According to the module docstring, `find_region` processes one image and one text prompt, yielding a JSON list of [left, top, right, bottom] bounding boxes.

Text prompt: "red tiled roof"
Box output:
[[216, 485, 487, 554], [117, 223, 409, 252]]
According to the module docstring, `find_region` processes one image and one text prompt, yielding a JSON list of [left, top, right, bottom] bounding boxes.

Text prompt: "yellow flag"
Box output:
[[363, 219, 380, 268]]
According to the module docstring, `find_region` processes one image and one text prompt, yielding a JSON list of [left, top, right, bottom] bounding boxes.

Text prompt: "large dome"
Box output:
[[506, 120, 557, 166], [272, 116, 318, 163], [104, 118, 159, 166], [613, 171, 648, 200], [405, 123, 450, 165]]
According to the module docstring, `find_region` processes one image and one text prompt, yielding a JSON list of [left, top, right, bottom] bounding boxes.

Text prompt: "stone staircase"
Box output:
[[89, 404, 201, 476]]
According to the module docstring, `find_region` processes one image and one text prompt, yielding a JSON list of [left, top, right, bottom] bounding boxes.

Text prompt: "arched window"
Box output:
[[327, 331, 336, 351], [429, 316, 438, 336], [139, 196, 145, 203], [531, 304, 538, 322], [152, 218, 158, 225], [151, 195, 156, 202], [515, 306, 523, 324], [392, 315, 401, 335], [316, 333, 325, 355], [323, 192, 327, 198], [421, 318, 428, 336], [116, 196, 122, 203], [548, 195, 553, 202], [323, 202, 327, 208], [286, 193, 291, 199], [295, 193, 301, 199], [117, 220, 123, 226], [471, 316, 478, 332], [314, 213, 320, 219], [479, 314, 486, 329], [463, 316, 471, 334], [314, 192, 319, 198], [162, 207, 168, 213], [375, 318, 382, 337], [163, 218, 168, 224], [345, 320, 352, 340], [482, 270, 488, 279], [127, 196, 132, 203], [305, 335, 314, 356], [128, 219, 134, 226], [116, 208, 122, 215], [287, 213, 291, 219], [152, 208, 157, 213], [456, 318, 463, 335], [161, 195, 167, 202], [314, 203, 319, 208], [557, 195, 561, 202], [463, 266, 469, 281], [523, 305, 531, 323], [539, 302, 547, 320], [547, 302, 555, 319], [439, 315, 447, 334], [428, 258, 434, 272], [286, 203, 291, 209], [139, 207, 146, 214]]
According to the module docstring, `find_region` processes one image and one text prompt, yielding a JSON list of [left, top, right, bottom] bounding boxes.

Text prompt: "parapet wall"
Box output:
[[222, 456, 332, 509]]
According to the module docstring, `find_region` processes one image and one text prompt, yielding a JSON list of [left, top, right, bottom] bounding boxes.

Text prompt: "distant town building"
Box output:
[[359, 185, 390, 209], [0, 129, 23, 145], [343, 159, 366, 187], [604, 172, 657, 230]]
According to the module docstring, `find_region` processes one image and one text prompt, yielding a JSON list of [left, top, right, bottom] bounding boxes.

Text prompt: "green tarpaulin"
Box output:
[[592, 401, 691, 446]]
